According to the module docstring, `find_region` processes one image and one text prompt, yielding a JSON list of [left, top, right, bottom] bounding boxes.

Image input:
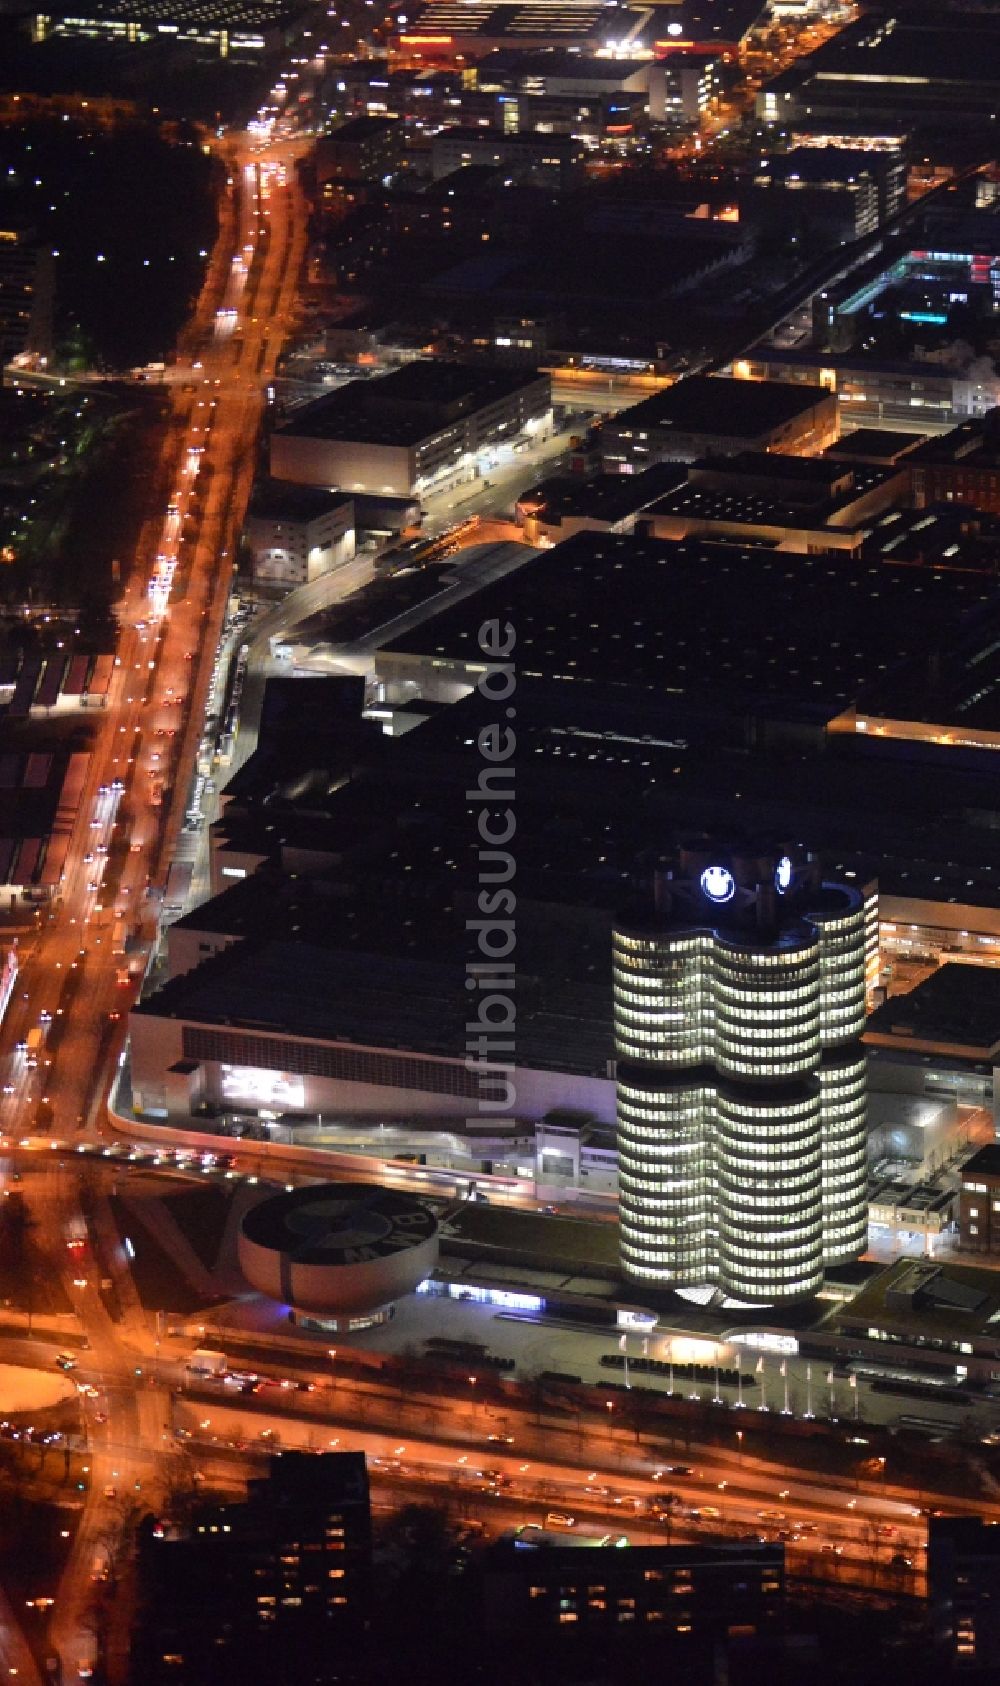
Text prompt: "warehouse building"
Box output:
[[270, 361, 551, 499]]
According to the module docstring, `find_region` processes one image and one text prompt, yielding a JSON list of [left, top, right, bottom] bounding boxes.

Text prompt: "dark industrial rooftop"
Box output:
[[247, 480, 354, 524], [860, 506, 1000, 574], [381, 529, 999, 717], [645, 461, 897, 534], [276, 360, 546, 446], [960, 1144, 1000, 1183], [136, 938, 613, 1076], [794, 8, 1000, 90], [826, 429, 927, 466], [207, 672, 1000, 921], [866, 964, 1000, 1056], [516, 463, 685, 526], [907, 409, 1000, 473], [607, 376, 832, 440]]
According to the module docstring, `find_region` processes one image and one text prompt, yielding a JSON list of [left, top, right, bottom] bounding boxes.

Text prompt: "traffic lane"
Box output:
[[170, 1392, 927, 1550], [170, 1398, 925, 1580]]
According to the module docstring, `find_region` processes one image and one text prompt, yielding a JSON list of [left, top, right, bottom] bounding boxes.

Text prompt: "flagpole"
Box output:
[[805, 1363, 813, 1420], [781, 1359, 791, 1416], [736, 1361, 744, 1410], [850, 1372, 859, 1421], [757, 1355, 767, 1411], [827, 1368, 835, 1418]]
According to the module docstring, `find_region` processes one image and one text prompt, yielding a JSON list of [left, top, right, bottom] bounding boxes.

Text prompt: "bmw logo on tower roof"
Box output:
[[700, 864, 735, 904]]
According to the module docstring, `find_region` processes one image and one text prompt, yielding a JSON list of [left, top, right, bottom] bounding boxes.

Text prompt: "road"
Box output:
[[0, 122, 311, 1683]]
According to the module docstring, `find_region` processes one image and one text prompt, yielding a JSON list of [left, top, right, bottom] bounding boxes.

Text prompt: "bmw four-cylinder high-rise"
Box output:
[[614, 846, 870, 1305]]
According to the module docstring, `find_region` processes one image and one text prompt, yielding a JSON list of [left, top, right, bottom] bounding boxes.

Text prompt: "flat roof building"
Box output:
[[957, 1145, 1000, 1259], [866, 965, 1000, 1065], [429, 127, 584, 190], [908, 411, 1000, 517], [928, 1516, 1000, 1674], [36, 0, 305, 53], [601, 376, 838, 471], [640, 451, 906, 552], [244, 481, 355, 590], [270, 360, 551, 500], [374, 529, 996, 723], [834, 1256, 1000, 1387], [757, 10, 1000, 133], [482, 1537, 785, 1663]]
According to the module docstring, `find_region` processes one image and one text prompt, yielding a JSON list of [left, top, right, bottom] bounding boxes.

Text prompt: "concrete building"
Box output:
[[765, 143, 907, 225], [958, 1144, 1000, 1258], [244, 482, 355, 589], [394, 0, 650, 61], [731, 347, 998, 430], [639, 452, 906, 552], [314, 116, 403, 188], [514, 463, 686, 545], [131, 1454, 372, 1682], [929, 1516, 1000, 1673], [865, 966, 1000, 1115], [127, 936, 614, 1130], [473, 47, 653, 109], [601, 376, 838, 472], [756, 10, 1000, 133], [0, 226, 54, 371], [648, 51, 722, 124], [482, 1537, 785, 1653], [866, 1092, 962, 1179], [429, 127, 584, 189], [834, 1256, 1000, 1388], [613, 845, 869, 1303], [908, 411, 1000, 516], [36, 0, 302, 55], [238, 1183, 439, 1330], [741, 150, 882, 243], [270, 361, 551, 499]]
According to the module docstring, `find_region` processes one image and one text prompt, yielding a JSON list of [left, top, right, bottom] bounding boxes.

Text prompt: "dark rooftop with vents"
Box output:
[[379, 529, 1000, 719], [866, 963, 1000, 1058]]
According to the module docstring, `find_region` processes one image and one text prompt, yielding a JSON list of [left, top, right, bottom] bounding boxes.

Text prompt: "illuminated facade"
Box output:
[[614, 847, 868, 1304]]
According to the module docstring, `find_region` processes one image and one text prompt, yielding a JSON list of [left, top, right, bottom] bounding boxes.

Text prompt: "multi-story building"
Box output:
[[908, 411, 1000, 515], [244, 482, 355, 589], [132, 1452, 372, 1683], [482, 1537, 785, 1652], [929, 1516, 1000, 1672], [270, 360, 551, 499], [601, 376, 838, 472], [613, 845, 868, 1303], [756, 10, 1000, 133], [314, 116, 403, 188], [0, 225, 54, 372], [741, 152, 881, 243], [958, 1144, 1000, 1256], [429, 127, 584, 190], [648, 51, 723, 124]]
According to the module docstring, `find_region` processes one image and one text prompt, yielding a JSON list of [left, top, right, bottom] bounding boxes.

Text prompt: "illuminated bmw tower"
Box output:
[[614, 845, 868, 1304]]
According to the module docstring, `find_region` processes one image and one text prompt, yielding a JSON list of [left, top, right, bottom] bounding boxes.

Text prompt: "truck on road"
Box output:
[[25, 1027, 44, 1066]]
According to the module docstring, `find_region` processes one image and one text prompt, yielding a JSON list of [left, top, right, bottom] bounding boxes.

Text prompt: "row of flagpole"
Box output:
[[618, 1334, 861, 1420]]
